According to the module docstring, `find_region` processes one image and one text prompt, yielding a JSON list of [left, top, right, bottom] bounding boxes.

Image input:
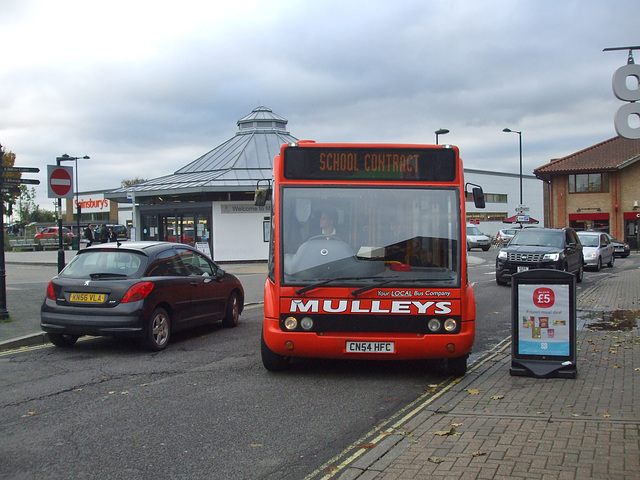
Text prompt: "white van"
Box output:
[[466, 224, 491, 251]]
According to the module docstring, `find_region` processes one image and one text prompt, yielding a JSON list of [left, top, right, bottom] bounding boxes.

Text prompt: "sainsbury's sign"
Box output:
[[74, 195, 110, 213]]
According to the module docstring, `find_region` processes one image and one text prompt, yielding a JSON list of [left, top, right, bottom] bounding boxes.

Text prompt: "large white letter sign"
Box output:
[[608, 48, 640, 140]]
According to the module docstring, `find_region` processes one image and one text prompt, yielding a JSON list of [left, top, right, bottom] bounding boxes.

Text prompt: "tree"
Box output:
[[121, 178, 147, 188], [1, 149, 21, 216], [16, 186, 55, 223]]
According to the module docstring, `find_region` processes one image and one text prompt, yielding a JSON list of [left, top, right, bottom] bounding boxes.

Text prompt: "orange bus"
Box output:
[[256, 141, 485, 375]]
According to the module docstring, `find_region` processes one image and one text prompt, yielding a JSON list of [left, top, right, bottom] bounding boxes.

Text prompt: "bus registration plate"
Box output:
[[346, 341, 395, 354]]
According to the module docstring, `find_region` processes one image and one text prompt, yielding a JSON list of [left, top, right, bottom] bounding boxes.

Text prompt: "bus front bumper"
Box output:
[[262, 319, 475, 361]]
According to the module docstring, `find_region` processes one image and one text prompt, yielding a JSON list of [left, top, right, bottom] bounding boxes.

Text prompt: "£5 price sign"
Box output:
[[533, 287, 555, 309]]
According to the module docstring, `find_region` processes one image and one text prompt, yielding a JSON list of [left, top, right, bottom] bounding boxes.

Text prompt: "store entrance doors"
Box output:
[[140, 210, 212, 256], [624, 217, 640, 251]]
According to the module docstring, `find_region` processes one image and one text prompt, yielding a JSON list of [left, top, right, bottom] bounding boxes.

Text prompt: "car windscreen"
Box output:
[[60, 250, 147, 278], [510, 231, 564, 248], [467, 227, 483, 236]]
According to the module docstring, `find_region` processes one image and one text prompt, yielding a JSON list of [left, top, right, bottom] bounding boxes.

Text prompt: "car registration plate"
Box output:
[[517, 266, 529, 272], [69, 293, 106, 303], [346, 341, 395, 354]]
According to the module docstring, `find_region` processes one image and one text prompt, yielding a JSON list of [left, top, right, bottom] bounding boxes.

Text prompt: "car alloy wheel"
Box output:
[[143, 307, 170, 351], [222, 292, 240, 328]]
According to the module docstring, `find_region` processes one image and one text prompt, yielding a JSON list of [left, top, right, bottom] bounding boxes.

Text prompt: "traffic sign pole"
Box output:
[[0, 154, 40, 319]]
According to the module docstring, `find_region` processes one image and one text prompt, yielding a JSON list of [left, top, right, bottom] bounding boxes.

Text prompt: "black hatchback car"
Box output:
[[495, 227, 584, 285], [41, 241, 244, 351]]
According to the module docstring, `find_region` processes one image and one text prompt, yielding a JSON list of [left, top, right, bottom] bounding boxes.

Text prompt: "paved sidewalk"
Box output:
[[332, 263, 640, 480]]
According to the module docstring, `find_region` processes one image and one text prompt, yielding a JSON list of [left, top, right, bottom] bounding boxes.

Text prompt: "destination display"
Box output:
[[283, 147, 457, 181]]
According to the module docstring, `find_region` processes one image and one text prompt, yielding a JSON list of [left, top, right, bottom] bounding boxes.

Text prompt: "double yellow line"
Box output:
[[304, 337, 512, 479]]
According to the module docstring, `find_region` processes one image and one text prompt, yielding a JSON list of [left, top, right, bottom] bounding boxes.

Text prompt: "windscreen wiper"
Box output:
[[89, 273, 128, 279]]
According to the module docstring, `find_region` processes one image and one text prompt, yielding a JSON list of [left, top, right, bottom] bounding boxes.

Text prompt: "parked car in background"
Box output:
[[603, 233, 630, 258], [577, 231, 615, 271], [466, 225, 491, 251], [495, 227, 521, 246], [94, 224, 128, 242], [495, 227, 584, 285], [35, 226, 74, 240], [41, 241, 244, 351]]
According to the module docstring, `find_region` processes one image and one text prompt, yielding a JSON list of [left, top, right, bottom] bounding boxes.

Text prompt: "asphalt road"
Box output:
[[0, 250, 629, 479]]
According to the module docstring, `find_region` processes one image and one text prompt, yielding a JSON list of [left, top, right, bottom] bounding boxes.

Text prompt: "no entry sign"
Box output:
[[47, 165, 74, 198]]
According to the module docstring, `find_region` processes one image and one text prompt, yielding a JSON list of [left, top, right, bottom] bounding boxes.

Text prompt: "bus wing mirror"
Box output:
[[465, 183, 485, 209], [254, 189, 268, 206], [254, 179, 271, 207], [473, 187, 485, 208]]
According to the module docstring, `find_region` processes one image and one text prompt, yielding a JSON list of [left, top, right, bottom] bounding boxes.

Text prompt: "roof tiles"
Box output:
[[534, 136, 640, 179]]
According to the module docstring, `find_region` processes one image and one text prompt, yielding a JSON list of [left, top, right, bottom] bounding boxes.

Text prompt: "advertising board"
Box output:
[[510, 269, 577, 378]]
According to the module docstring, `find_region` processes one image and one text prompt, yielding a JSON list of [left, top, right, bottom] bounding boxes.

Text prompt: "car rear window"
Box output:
[[61, 250, 147, 278], [578, 235, 600, 247]]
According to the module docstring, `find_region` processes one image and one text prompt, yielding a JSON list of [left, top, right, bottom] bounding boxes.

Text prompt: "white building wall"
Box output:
[[464, 170, 544, 237], [117, 204, 133, 227], [212, 202, 271, 261]]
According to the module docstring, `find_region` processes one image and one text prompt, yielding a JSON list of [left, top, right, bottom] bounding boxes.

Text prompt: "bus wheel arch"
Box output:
[[446, 355, 468, 377], [261, 329, 289, 371]]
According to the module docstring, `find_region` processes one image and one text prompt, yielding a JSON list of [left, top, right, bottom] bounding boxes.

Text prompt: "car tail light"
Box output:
[[121, 282, 154, 303], [46, 281, 55, 300]]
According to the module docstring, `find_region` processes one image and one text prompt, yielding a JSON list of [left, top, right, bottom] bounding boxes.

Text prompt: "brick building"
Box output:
[[534, 136, 640, 249]]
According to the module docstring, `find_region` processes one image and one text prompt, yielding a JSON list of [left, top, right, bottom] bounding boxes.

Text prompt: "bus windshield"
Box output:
[[281, 186, 461, 287]]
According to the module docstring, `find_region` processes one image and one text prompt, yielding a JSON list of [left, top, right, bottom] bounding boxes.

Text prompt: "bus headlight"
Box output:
[[444, 318, 458, 332], [428, 318, 441, 332], [284, 317, 298, 330], [300, 317, 314, 331]]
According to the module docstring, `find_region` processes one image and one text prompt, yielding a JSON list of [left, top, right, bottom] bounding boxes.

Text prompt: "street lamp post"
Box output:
[[435, 128, 450, 145], [0, 144, 7, 319], [55, 154, 89, 272], [503, 128, 523, 206]]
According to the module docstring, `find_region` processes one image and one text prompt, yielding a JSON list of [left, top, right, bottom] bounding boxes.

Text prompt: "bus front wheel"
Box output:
[[261, 330, 289, 371], [446, 356, 467, 377]]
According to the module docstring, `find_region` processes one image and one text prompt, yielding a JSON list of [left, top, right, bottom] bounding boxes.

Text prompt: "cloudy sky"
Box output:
[[1, 0, 638, 209]]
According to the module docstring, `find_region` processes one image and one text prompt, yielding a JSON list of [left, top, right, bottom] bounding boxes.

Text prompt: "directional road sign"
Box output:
[[47, 165, 74, 198], [1, 177, 40, 185], [1, 166, 40, 174]]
